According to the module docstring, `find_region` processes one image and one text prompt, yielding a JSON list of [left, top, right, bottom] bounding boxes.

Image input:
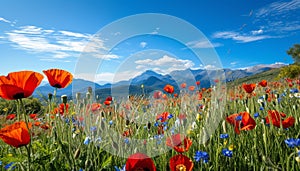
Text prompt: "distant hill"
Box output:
[[33, 63, 285, 99], [227, 67, 281, 87]]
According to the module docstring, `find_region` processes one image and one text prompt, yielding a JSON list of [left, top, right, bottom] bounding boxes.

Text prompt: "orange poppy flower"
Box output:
[[104, 100, 111, 106], [0, 71, 43, 100], [164, 84, 174, 94], [43, 69, 73, 88], [156, 111, 169, 122], [188, 86, 195, 91], [169, 154, 194, 171], [0, 121, 30, 148], [181, 83, 187, 89], [125, 153, 156, 171], [242, 83, 256, 94], [91, 103, 101, 112], [226, 112, 256, 134], [258, 80, 267, 87], [265, 110, 295, 128], [166, 133, 192, 153]]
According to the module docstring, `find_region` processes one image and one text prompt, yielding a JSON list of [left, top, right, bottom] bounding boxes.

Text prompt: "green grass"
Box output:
[[0, 75, 300, 170]]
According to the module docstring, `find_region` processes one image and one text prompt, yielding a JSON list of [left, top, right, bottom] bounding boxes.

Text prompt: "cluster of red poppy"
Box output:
[[0, 69, 73, 148], [125, 133, 194, 171]]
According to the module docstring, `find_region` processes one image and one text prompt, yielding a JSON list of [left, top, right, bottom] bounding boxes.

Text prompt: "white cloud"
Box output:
[[3, 25, 115, 60], [75, 70, 143, 83], [134, 55, 194, 74], [230, 61, 238, 65], [203, 64, 217, 70], [59, 30, 90, 38], [186, 40, 223, 48], [140, 41, 147, 48], [0, 17, 11, 23], [213, 31, 273, 43], [251, 29, 263, 35], [93, 54, 120, 60]]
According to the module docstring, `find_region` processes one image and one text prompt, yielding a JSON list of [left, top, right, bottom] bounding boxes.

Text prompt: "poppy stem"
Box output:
[[25, 145, 31, 171], [20, 99, 32, 170]]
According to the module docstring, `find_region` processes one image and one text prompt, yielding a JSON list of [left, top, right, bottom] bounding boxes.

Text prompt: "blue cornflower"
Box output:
[[154, 122, 159, 127], [277, 98, 282, 103], [220, 134, 229, 139], [284, 138, 300, 148], [4, 162, 15, 170], [124, 138, 130, 144], [0, 160, 2, 166], [114, 165, 126, 171], [109, 120, 113, 125], [297, 150, 300, 157], [194, 151, 209, 163], [222, 148, 233, 157], [79, 168, 84, 171], [254, 113, 259, 118], [84, 137, 91, 145], [167, 114, 174, 119], [290, 88, 299, 93], [259, 106, 264, 110], [235, 115, 242, 121], [163, 122, 168, 126], [90, 126, 97, 132]]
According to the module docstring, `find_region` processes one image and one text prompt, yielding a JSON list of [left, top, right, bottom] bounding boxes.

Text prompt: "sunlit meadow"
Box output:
[[0, 69, 300, 171]]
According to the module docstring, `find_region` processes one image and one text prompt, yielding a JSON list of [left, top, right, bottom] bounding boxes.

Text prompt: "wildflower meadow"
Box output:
[[0, 68, 299, 170]]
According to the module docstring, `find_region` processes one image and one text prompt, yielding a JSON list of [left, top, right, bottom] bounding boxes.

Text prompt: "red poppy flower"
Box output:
[[265, 110, 295, 128], [242, 83, 256, 94], [188, 86, 195, 91], [106, 96, 112, 101], [174, 93, 178, 98], [125, 152, 156, 171], [181, 83, 187, 89], [6, 114, 16, 120], [196, 81, 200, 85], [166, 133, 192, 153], [226, 112, 256, 134], [59, 103, 69, 115], [258, 80, 267, 87], [0, 71, 44, 100], [164, 84, 174, 94], [156, 112, 169, 122], [29, 113, 37, 119], [153, 91, 162, 99], [43, 69, 73, 88], [40, 123, 50, 130], [169, 154, 194, 171], [0, 121, 30, 148], [34, 121, 41, 126], [104, 101, 111, 106]]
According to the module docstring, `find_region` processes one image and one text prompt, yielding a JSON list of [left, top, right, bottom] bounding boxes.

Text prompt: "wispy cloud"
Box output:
[[186, 39, 223, 48], [0, 17, 11, 23], [254, 0, 300, 34], [140, 41, 147, 48], [213, 31, 273, 43], [135, 55, 194, 74], [2, 25, 117, 60], [256, 0, 300, 18]]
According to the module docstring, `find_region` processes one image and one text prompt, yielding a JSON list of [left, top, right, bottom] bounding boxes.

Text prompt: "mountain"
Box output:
[[33, 63, 286, 98], [34, 78, 102, 98]]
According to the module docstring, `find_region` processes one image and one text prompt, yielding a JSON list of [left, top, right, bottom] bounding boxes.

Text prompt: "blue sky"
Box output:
[[0, 0, 299, 83]]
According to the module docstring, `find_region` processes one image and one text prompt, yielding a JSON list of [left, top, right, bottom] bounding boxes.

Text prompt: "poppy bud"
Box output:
[[48, 93, 53, 102], [61, 95, 68, 104], [76, 92, 81, 101]]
